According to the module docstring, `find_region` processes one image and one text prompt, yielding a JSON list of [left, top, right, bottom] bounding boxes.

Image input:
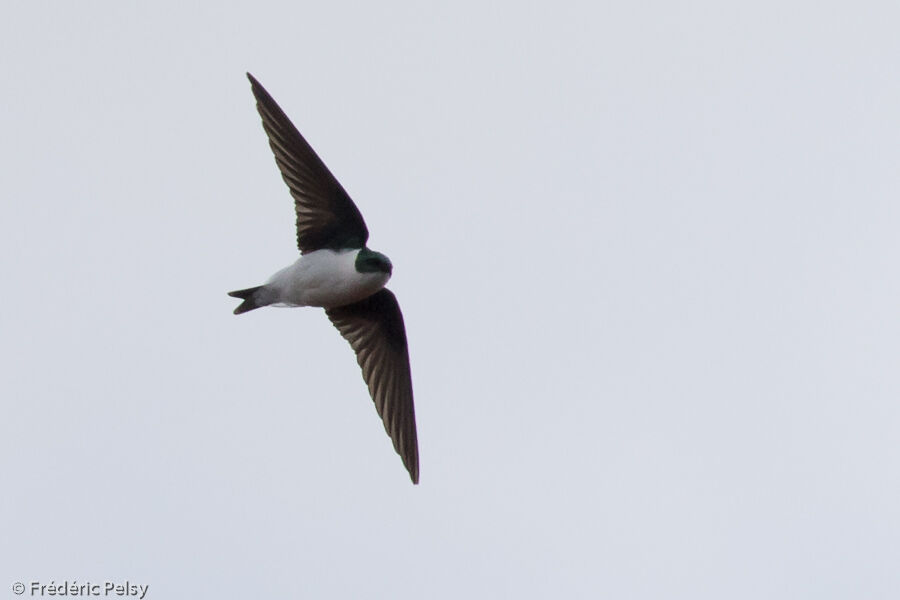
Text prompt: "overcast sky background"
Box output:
[[2, 2, 899, 598]]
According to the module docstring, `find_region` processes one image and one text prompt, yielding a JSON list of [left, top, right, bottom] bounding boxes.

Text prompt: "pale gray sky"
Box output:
[[2, 2, 899, 598]]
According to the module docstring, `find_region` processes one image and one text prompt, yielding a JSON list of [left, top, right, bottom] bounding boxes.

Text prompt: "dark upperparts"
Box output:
[[355, 248, 393, 274]]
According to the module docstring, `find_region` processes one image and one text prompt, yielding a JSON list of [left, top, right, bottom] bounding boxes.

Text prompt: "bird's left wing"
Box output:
[[325, 289, 419, 484]]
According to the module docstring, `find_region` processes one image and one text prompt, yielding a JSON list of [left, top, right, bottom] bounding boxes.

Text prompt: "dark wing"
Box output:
[[247, 73, 369, 253], [326, 289, 419, 484]]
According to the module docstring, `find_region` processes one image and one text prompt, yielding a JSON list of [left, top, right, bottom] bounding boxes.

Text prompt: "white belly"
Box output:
[[266, 249, 390, 308]]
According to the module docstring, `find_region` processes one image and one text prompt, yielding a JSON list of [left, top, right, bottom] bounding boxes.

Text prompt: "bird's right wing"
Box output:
[[326, 289, 419, 484], [247, 73, 370, 253]]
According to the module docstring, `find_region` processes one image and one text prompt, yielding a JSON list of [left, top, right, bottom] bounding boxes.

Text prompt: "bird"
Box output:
[[229, 73, 419, 484]]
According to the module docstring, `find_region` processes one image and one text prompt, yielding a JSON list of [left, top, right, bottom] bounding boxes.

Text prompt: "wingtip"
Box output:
[[246, 72, 272, 105]]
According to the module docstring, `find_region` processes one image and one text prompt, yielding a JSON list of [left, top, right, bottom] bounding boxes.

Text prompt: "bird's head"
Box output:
[[355, 248, 393, 275]]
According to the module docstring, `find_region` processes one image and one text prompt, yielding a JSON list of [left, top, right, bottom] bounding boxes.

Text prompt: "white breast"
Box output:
[[266, 249, 391, 308]]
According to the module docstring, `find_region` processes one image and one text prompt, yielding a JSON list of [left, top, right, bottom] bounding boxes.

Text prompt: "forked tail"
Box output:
[[228, 286, 265, 314]]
